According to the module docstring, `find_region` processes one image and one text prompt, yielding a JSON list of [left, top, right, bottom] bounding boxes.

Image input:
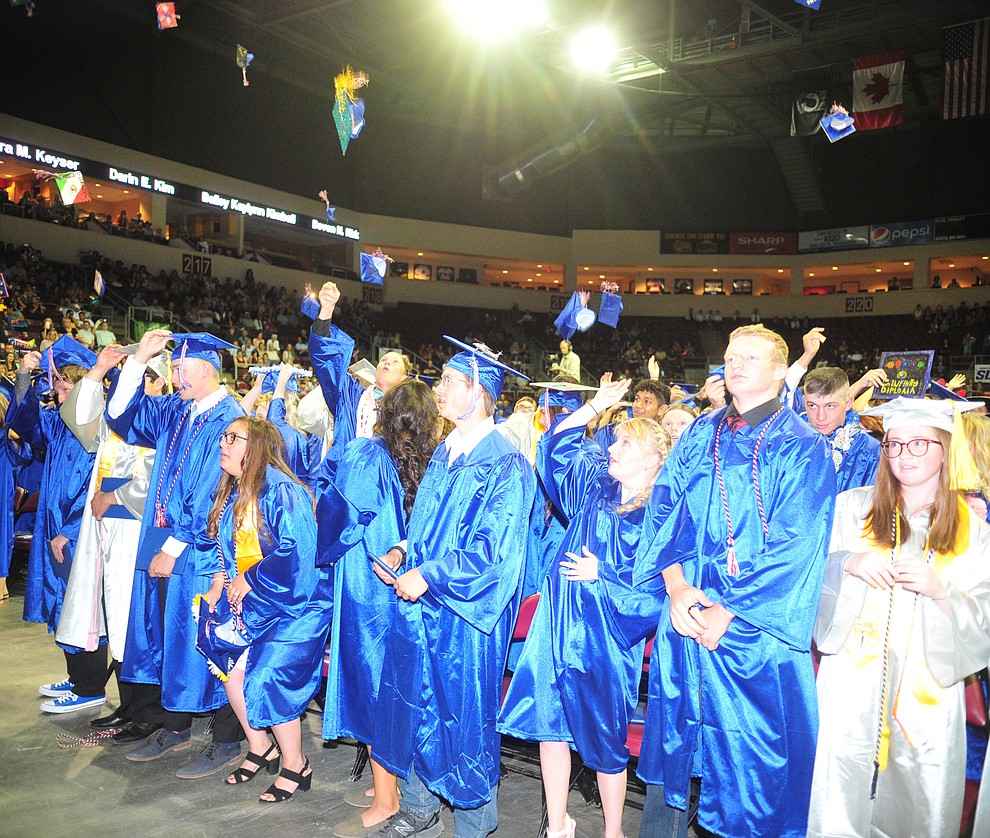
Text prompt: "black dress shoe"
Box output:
[[90, 712, 129, 730], [111, 721, 163, 744]]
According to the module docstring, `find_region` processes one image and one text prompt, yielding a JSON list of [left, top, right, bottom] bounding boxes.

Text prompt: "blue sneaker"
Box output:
[[38, 677, 74, 698], [40, 691, 106, 714]]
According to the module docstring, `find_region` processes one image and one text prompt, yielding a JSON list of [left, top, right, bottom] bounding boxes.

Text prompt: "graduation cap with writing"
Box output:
[[443, 336, 530, 413], [862, 395, 986, 490], [554, 291, 596, 340], [39, 335, 98, 372], [530, 380, 596, 413], [168, 332, 237, 372]]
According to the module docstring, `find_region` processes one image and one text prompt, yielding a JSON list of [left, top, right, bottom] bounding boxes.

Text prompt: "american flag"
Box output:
[[942, 18, 990, 120]]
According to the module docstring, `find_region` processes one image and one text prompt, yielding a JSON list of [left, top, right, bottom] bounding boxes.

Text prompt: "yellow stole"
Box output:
[[233, 508, 264, 576]]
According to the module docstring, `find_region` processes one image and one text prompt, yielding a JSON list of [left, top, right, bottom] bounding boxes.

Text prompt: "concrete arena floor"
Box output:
[[0, 595, 661, 838]]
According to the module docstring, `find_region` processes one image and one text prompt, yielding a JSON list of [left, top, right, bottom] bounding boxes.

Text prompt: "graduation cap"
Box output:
[[236, 44, 254, 86], [795, 0, 822, 9], [348, 358, 377, 387], [862, 396, 985, 490], [598, 290, 623, 329], [300, 293, 320, 321], [193, 595, 250, 683], [443, 335, 530, 413], [260, 369, 300, 394], [927, 379, 968, 402], [93, 269, 105, 297], [39, 335, 97, 372], [530, 380, 595, 413], [156, 2, 179, 29], [554, 291, 596, 340], [168, 332, 236, 372], [54, 171, 91, 206], [332, 66, 370, 156], [821, 102, 856, 143], [360, 248, 390, 285]]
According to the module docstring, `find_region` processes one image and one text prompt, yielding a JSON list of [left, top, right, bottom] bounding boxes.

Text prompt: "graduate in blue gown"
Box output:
[[499, 376, 670, 838], [635, 325, 836, 838], [106, 330, 247, 773], [9, 338, 106, 712], [0, 384, 33, 604], [320, 379, 438, 836], [307, 281, 409, 486], [203, 417, 330, 803], [800, 367, 880, 493], [372, 338, 536, 838]]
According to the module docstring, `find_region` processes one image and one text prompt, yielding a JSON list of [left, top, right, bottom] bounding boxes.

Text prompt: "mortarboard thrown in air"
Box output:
[[862, 395, 985, 490], [360, 248, 391, 285], [598, 290, 623, 329], [443, 336, 530, 415], [821, 102, 856, 143], [530, 380, 596, 413], [554, 291, 596, 340], [167, 332, 237, 372], [236, 44, 254, 86], [39, 335, 98, 372], [156, 2, 179, 29], [794, 0, 822, 10], [332, 66, 370, 156]]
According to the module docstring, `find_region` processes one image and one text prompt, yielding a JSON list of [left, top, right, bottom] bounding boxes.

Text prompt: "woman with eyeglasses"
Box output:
[[205, 417, 331, 804], [808, 397, 990, 838]]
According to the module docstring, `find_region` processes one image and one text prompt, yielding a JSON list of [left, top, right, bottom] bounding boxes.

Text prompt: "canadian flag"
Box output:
[[852, 50, 905, 130]]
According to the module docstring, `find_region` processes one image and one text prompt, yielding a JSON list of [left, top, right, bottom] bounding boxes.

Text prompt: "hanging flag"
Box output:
[[93, 269, 105, 297], [852, 51, 905, 131], [789, 66, 832, 136], [54, 171, 91, 205], [941, 18, 990, 120], [156, 2, 179, 30]]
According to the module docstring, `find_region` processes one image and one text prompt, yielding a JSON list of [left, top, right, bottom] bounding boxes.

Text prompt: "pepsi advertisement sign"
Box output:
[[868, 220, 933, 248]]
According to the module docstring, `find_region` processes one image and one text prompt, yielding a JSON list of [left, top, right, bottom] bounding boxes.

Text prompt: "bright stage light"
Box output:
[[570, 26, 617, 75], [446, 0, 548, 41]]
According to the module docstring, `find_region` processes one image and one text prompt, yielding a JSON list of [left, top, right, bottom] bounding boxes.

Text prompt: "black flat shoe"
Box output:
[[90, 712, 129, 730], [111, 721, 163, 744], [260, 759, 312, 803], [226, 743, 280, 784]]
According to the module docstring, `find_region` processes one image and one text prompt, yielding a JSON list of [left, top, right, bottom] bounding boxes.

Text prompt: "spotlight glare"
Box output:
[[570, 26, 618, 75], [446, 0, 548, 41]]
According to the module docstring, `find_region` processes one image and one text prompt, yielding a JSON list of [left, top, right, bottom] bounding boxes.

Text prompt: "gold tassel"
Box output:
[[949, 402, 982, 491], [877, 720, 890, 771]]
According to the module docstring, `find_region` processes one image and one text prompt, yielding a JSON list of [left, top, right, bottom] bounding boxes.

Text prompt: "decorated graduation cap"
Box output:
[[443, 335, 530, 417], [332, 66, 370, 156], [821, 102, 856, 143], [236, 44, 254, 86], [795, 0, 822, 9], [598, 281, 623, 329], [300, 293, 321, 321], [39, 335, 98, 372], [360, 248, 391, 285], [530, 380, 595, 413], [156, 2, 179, 29], [554, 291, 596, 340], [167, 332, 236, 372], [862, 395, 985, 490]]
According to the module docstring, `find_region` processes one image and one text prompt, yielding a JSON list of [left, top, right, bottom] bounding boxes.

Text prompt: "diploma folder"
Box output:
[[135, 526, 187, 575], [100, 476, 136, 520]]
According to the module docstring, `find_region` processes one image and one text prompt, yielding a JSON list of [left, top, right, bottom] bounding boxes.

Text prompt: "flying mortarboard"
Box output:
[[156, 2, 179, 29], [236, 44, 254, 87], [332, 66, 370, 156], [598, 290, 623, 329], [360, 248, 391, 285], [821, 102, 856, 143], [300, 293, 321, 321], [443, 336, 530, 413], [554, 291, 596, 340], [794, 0, 822, 9]]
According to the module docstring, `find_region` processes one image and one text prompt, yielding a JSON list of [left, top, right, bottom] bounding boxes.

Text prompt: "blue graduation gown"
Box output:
[[220, 467, 331, 729], [106, 387, 244, 713], [819, 412, 880, 493], [321, 437, 405, 744], [634, 407, 836, 838], [0, 434, 32, 578], [267, 397, 318, 487], [8, 392, 95, 629], [372, 429, 536, 809], [498, 427, 663, 773]]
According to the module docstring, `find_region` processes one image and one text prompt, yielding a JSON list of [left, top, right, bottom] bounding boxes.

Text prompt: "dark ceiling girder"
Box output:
[[728, 0, 801, 38], [258, 0, 358, 27]]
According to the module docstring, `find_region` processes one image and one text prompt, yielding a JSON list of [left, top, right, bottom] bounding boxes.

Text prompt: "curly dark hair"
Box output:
[[374, 379, 440, 516]]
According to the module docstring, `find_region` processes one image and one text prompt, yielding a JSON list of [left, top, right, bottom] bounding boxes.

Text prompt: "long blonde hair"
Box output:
[[613, 418, 671, 514], [963, 412, 990, 494], [866, 426, 962, 554]]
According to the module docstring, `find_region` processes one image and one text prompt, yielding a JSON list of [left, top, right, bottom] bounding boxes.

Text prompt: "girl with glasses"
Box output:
[[808, 397, 990, 838], [205, 417, 331, 804]]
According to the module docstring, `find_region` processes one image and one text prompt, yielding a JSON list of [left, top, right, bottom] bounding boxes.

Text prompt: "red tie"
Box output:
[[727, 414, 746, 433]]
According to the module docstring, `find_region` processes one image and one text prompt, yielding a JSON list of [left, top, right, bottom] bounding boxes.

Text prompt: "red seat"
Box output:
[[501, 592, 540, 705], [962, 671, 989, 837]]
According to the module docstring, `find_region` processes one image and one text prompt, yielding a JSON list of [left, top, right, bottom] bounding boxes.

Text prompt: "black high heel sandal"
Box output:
[[225, 744, 280, 784], [260, 758, 312, 804]]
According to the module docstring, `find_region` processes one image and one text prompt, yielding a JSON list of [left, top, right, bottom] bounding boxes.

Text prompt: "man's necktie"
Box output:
[[727, 413, 746, 433]]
